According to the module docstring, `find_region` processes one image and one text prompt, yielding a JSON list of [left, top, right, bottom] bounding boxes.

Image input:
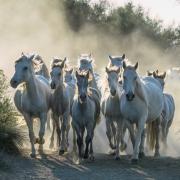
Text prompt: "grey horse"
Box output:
[[72, 70, 100, 162]]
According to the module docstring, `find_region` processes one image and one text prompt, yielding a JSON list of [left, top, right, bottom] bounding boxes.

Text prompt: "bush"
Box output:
[[0, 70, 26, 155]]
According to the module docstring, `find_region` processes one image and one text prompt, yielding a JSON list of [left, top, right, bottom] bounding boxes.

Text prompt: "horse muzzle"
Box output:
[[50, 82, 56, 89], [126, 93, 135, 101], [110, 89, 116, 96], [10, 79, 18, 88], [79, 94, 87, 103]]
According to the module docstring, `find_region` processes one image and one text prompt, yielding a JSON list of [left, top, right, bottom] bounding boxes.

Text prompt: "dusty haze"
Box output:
[[1, 0, 180, 157]]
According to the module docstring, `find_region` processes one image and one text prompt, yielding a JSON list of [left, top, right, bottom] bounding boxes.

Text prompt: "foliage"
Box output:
[[0, 70, 26, 155], [62, 0, 180, 49]]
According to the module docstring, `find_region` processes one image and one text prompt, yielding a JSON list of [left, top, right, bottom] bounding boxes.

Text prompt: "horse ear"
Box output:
[[147, 70, 153, 76], [75, 71, 79, 78], [61, 57, 66, 68], [153, 71, 157, 78], [69, 68, 73, 74], [122, 54, 125, 60], [21, 52, 25, 56], [134, 62, 138, 70], [156, 69, 159, 74], [123, 61, 127, 69], [105, 67, 109, 73], [89, 53, 92, 58], [109, 55, 113, 61], [86, 71, 90, 79], [162, 72, 166, 79], [29, 54, 35, 61]]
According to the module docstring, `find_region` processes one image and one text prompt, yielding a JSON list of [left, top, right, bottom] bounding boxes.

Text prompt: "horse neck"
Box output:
[[90, 73, 98, 89], [135, 76, 147, 103], [54, 77, 64, 100], [25, 74, 39, 101]]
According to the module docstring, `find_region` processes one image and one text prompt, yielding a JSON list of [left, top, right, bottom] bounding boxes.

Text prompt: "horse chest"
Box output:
[[120, 96, 147, 122], [105, 97, 121, 117]]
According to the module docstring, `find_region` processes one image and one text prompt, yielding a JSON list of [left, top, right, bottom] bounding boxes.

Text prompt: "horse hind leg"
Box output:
[[154, 118, 161, 158], [89, 141, 95, 161]]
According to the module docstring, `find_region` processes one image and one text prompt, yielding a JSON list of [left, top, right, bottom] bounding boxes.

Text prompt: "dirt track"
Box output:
[[1, 150, 180, 180]]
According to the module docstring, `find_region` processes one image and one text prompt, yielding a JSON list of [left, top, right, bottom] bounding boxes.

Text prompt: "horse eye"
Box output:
[[123, 76, 126, 79], [58, 72, 61, 76], [134, 76, 137, 80], [23, 66, 28, 70]]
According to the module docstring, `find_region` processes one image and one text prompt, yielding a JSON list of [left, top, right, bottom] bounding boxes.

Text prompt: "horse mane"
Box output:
[[88, 87, 101, 124], [78, 54, 95, 69], [51, 58, 64, 69]]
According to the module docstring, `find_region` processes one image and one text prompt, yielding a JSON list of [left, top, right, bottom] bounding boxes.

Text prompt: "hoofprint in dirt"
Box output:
[[1, 150, 180, 180]]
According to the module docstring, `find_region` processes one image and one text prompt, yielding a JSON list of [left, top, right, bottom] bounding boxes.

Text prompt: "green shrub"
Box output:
[[0, 70, 26, 155]]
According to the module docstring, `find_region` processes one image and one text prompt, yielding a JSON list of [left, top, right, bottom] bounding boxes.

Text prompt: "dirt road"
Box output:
[[1, 150, 180, 180]]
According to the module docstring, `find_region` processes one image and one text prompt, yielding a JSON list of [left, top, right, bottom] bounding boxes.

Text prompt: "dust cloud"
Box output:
[[0, 0, 180, 157]]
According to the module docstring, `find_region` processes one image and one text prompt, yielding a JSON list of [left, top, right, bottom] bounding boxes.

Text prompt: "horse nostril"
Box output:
[[110, 89, 116, 96], [51, 82, 56, 89], [80, 94, 87, 101]]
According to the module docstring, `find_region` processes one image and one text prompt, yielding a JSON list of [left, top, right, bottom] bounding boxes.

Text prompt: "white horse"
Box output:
[[101, 66, 133, 159], [102, 54, 132, 154], [50, 57, 73, 154], [10, 53, 51, 158], [120, 61, 164, 163], [148, 70, 175, 149], [49, 61, 76, 150], [33, 54, 50, 80], [72, 70, 100, 162]]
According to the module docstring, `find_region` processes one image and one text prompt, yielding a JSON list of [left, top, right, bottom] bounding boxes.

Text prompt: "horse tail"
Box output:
[[146, 121, 156, 151]]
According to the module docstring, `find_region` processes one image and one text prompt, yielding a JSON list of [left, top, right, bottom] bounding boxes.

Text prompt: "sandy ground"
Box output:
[[0, 150, 180, 180]]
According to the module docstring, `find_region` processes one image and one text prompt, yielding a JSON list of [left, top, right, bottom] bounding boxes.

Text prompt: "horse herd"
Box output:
[[10, 53, 175, 164]]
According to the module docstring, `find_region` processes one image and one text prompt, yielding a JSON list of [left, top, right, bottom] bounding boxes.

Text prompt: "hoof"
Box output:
[[36, 138, 45, 145], [120, 143, 127, 152], [115, 156, 120, 161], [109, 143, 116, 150], [139, 152, 145, 159], [131, 159, 138, 164], [30, 153, 36, 158], [59, 149, 65, 155], [84, 154, 89, 159], [89, 155, 95, 161], [154, 152, 160, 158], [108, 150, 116, 156]]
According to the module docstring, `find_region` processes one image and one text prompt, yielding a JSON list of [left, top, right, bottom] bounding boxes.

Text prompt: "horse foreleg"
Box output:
[[131, 119, 145, 164], [38, 112, 47, 154], [115, 122, 122, 160], [49, 117, 56, 149], [72, 125, 79, 164], [139, 129, 146, 159], [24, 113, 36, 158], [84, 125, 93, 159], [154, 118, 161, 157], [59, 113, 69, 155], [106, 117, 116, 150]]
